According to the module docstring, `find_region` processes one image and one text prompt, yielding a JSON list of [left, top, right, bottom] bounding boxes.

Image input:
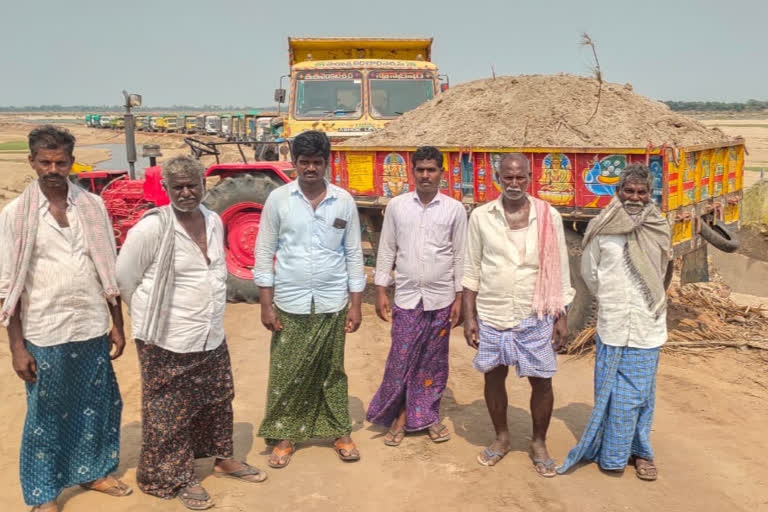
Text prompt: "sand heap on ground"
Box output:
[[348, 74, 732, 148]]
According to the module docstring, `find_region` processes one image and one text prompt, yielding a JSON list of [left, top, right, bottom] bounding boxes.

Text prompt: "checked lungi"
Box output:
[[20, 335, 122, 506], [558, 336, 660, 473], [366, 301, 451, 431], [474, 315, 556, 378]]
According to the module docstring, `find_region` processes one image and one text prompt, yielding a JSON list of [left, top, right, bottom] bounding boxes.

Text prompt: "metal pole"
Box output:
[[123, 91, 137, 179]]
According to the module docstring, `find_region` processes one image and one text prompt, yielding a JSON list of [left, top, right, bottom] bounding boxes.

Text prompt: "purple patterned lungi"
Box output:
[[474, 315, 556, 378], [366, 301, 451, 431]]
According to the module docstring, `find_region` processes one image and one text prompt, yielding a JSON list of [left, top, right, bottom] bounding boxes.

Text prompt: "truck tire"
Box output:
[[203, 173, 284, 303], [700, 220, 740, 253], [564, 226, 597, 341]]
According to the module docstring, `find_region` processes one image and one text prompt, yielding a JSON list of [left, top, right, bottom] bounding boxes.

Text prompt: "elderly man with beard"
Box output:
[[463, 153, 573, 477], [117, 156, 266, 510], [558, 163, 672, 481]]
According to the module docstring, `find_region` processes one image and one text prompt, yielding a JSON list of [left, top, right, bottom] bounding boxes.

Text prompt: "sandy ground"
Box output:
[[0, 118, 767, 511]]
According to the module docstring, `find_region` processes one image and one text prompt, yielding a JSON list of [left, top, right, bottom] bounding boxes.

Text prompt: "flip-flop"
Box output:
[[80, 476, 132, 496], [477, 446, 508, 467], [177, 487, 214, 511], [531, 456, 557, 478], [334, 439, 361, 462], [267, 445, 294, 469], [629, 456, 658, 481], [428, 423, 451, 443], [384, 428, 406, 447], [214, 462, 268, 483]]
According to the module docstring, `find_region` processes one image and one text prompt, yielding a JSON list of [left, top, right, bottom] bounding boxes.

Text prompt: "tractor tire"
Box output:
[[564, 226, 597, 341], [203, 173, 284, 303], [700, 220, 740, 253]]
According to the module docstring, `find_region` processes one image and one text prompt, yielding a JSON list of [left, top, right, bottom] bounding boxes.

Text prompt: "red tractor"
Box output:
[[72, 138, 294, 303]]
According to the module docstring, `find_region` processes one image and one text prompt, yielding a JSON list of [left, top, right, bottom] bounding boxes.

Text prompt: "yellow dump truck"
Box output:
[[275, 37, 446, 141]]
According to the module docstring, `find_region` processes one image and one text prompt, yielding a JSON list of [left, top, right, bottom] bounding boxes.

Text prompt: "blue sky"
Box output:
[[1, 0, 765, 106]]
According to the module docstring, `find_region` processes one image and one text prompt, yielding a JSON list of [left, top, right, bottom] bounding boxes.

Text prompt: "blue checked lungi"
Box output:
[[20, 335, 122, 506], [473, 315, 556, 378], [558, 336, 660, 473]]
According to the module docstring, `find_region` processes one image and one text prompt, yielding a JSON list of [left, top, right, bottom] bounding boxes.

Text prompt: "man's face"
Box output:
[[497, 159, 530, 201], [165, 172, 204, 212], [29, 147, 73, 190], [413, 158, 443, 196], [294, 154, 327, 186], [618, 179, 650, 216]]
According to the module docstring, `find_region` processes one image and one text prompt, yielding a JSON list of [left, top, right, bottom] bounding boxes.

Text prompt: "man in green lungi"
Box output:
[[253, 130, 365, 468]]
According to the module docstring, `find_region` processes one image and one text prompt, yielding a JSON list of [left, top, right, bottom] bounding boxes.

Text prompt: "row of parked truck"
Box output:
[[84, 112, 280, 142]]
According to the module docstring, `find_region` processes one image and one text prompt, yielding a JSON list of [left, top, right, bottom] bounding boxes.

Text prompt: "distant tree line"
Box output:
[[663, 100, 768, 112], [0, 105, 277, 112]]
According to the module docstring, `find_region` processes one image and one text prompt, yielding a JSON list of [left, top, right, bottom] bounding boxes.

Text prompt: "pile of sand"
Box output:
[[348, 74, 733, 148]]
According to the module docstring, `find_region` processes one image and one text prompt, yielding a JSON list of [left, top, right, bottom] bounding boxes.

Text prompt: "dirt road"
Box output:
[[0, 118, 767, 511]]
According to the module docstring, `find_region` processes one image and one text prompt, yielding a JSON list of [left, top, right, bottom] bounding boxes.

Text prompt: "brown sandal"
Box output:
[[80, 475, 132, 496], [333, 439, 360, 462], [384, 428, 406, 446], [630, 456, 658, 481], [267, 444, 295, 469]]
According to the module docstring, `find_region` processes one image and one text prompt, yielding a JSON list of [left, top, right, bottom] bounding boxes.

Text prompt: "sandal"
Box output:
[[214, 461, 268, 483], [531, 456, 557, 478], [267, 444, 294, 469], [384, 427, 406, 447], [630, 456, 658, 481], [80, 475, 132, 496], [177, 487, 214, 510], [477, 446, 509, 467], [334, 438, 360, 462], [428, 423, 451, 443]]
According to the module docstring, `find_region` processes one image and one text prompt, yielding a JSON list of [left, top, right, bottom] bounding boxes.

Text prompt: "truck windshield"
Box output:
[[294, 71, 363, 119], [369, 72, 434, 119]]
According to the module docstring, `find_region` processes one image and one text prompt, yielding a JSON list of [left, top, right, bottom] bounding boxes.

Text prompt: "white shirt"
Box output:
[[374, 192, 467, 311], [0, 184, 111, 346], [462, 196, 575, 330], [581, 234, 667, 349], [116, 206, 227, 353]]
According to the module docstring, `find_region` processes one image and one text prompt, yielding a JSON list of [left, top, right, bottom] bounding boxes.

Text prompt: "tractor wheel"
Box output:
[[203, 173, 284, 303], [564, 226, 597, 342]]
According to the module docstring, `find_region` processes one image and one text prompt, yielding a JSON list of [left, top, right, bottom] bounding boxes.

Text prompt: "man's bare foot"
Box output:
[[213, 458, 268, 482], [529, 439, 556, 477], [477, 436, 512, 466]]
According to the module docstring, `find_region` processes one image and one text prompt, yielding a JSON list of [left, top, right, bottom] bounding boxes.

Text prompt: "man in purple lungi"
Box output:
[[367, 146, 467, 446]]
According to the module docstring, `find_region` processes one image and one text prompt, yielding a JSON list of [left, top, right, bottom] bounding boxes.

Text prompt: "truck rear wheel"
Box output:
[[564, 226, 597, 341], [203, 173, 284, 303]]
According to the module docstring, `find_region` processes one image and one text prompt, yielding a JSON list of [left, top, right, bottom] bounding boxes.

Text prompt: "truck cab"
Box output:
[[277, 38, 446, 141]]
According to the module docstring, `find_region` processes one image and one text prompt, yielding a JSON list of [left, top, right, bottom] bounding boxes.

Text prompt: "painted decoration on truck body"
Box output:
[[533, 153, 575, 206], [381, 152, 409, 197]]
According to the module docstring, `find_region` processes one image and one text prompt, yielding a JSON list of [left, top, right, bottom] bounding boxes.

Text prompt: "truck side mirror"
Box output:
[[274, 88, 286, 103]]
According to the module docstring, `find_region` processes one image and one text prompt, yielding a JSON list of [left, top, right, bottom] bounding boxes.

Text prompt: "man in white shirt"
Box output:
[[367, 146, 466, 446], [558, 163, 672, 481], [463, 153, 573, 477], [0, 125, 130, 511], [117, 156, 266, 510]]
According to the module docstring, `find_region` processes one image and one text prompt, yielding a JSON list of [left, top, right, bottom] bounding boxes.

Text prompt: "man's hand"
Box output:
[[12, 345, 37, 383], [346, 305, 362, 333], [464, 317, 479, 349], [375, 287, 391, 322], [450, 292, 463, 328], [109, 324, 126, 360], [551, 313, 568, 352], [261, 304, 283, 332]]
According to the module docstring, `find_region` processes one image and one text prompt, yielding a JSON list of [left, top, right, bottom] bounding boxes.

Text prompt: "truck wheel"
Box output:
[[700, 220, 740, 253], [564, 226, 597, 340], [203, 173, 284, 303]]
